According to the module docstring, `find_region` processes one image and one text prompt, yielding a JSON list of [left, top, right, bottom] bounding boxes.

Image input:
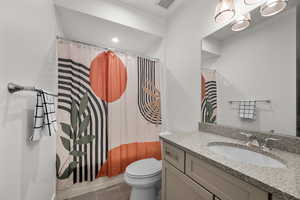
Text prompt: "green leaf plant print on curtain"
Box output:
[[56, 93, 95, 180], [201, 70, 217, 124]]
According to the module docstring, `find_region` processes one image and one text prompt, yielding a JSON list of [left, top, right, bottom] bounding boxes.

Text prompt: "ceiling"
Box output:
[[111, 0, 184, 17], [56, 6, 162, 54]]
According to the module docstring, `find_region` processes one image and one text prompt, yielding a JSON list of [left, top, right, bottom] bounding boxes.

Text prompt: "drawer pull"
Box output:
[[166, 150, 178, 161]]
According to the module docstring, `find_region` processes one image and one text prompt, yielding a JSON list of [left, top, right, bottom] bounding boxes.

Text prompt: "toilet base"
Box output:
[[130, 187, 156, 200]]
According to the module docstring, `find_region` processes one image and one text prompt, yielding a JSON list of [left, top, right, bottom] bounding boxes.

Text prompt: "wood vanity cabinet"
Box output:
[[163, 142, 185, 172], [162, 161, 213, 200], [161, 141, 270, 200]]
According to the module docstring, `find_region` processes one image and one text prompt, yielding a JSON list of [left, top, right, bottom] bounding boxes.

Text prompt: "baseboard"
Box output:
[[56, 175, 124, 200]]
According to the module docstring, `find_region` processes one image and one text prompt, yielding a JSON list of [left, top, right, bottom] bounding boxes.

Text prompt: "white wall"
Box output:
[[209, 9, 296, 135], [0, 0, 57, 199], [164, 0, 216, 131]]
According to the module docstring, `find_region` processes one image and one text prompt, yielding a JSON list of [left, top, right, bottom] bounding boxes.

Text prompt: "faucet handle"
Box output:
[[240, 132, 253, 139], [240, 132, 256, 146], [263, 137, 279, 151], [264, 137, 279, 142]]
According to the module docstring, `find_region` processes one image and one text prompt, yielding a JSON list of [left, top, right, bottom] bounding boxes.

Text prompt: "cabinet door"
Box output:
[[163, 142, 185, 172], [162, 161, 213, 200], [185, 153, 268, 200]]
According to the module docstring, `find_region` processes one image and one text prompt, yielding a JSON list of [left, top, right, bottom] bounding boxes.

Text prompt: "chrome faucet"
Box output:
[[240, 132, 279, 151], [240, 132, 258, 146], [260, 137, 279, 151]]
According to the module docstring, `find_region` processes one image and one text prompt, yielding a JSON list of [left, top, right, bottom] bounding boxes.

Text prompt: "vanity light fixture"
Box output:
[[244, 0, 262, 5], [260, 0, 288, 17], [215, 0, 236, 24], [231, 13, 251, 32]]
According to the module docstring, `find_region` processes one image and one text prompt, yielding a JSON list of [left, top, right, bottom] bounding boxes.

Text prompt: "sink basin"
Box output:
[[208, 142, 287, 168]]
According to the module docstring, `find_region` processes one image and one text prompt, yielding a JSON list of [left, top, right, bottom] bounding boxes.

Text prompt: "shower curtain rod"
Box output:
[[56, 36, 160, 62]]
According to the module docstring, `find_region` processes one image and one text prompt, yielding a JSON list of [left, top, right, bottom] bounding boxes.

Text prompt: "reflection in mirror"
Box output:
[[201, 1, 300, 136]]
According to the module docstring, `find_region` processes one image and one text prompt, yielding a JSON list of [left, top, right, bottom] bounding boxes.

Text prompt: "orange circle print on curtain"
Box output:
[[89, 51, 127, 102]]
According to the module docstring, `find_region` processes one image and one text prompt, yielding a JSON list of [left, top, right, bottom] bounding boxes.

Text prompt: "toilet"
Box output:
[[124, 158, 162, 200]]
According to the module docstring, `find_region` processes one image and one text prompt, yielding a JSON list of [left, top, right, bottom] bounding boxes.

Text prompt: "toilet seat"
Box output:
[[125, 158, 162, 179]]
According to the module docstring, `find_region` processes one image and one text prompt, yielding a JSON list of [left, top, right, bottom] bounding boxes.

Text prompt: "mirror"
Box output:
[[201, 0, 300, 136]]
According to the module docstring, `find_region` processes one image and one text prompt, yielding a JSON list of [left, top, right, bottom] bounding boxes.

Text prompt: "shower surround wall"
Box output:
[[0, 0, 57, 199]]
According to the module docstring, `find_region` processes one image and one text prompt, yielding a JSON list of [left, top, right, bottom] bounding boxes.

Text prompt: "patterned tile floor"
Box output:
[[68, 183, 131, 200]]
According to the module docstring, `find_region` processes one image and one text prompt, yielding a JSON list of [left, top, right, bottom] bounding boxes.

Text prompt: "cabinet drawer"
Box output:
[[163, 142, 185, 172], [185, 153, 268, 200], [162, 161, 213, 200]]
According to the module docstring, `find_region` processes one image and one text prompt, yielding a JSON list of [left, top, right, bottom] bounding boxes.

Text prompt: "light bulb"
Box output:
[[231, 13, 251, 32], [260, 0, 288, 17], [244, 0, 262, 5], [215, 0, 236, 24]]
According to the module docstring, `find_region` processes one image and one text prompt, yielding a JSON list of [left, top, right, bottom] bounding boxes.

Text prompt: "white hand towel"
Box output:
[[239, 101, 256, 120], [30, 91, 57, 142]]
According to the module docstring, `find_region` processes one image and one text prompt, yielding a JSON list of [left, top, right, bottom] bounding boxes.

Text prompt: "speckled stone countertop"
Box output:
[[160, 131, 300, 200]]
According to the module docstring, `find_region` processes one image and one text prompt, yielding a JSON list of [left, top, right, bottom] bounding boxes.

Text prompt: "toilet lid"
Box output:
[[126, 158, 162, 178]]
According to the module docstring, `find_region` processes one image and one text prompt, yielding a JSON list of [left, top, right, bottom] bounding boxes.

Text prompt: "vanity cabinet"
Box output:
[[162, 161, 213, 200], [162, 142, 269, 200], [163, 142, 185, 172], [185, 154, 268, 200]]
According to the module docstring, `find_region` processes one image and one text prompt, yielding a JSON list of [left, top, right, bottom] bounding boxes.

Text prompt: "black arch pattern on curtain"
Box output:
[[137, 57, 161, 125], [58, 58, 108, 183], [201, 80, 217, 123]]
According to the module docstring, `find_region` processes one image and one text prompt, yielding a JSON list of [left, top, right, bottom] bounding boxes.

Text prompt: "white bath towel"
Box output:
[[30, 91, 57, 141]]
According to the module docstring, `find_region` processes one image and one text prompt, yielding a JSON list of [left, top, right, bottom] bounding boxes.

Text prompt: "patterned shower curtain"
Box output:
[[201, 70, 217, 124], [56, 40, 162, 189]]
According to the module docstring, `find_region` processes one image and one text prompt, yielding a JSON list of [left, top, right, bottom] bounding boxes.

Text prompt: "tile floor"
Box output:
[[68, 183, 131, 200]]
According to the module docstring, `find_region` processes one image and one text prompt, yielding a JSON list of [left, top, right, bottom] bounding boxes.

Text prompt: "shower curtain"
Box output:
[[201, 70, 217, 124], [56, 40, 162, 189]]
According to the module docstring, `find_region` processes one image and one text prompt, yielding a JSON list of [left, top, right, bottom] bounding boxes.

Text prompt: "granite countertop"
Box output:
[[160, 131, 300, 200]]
